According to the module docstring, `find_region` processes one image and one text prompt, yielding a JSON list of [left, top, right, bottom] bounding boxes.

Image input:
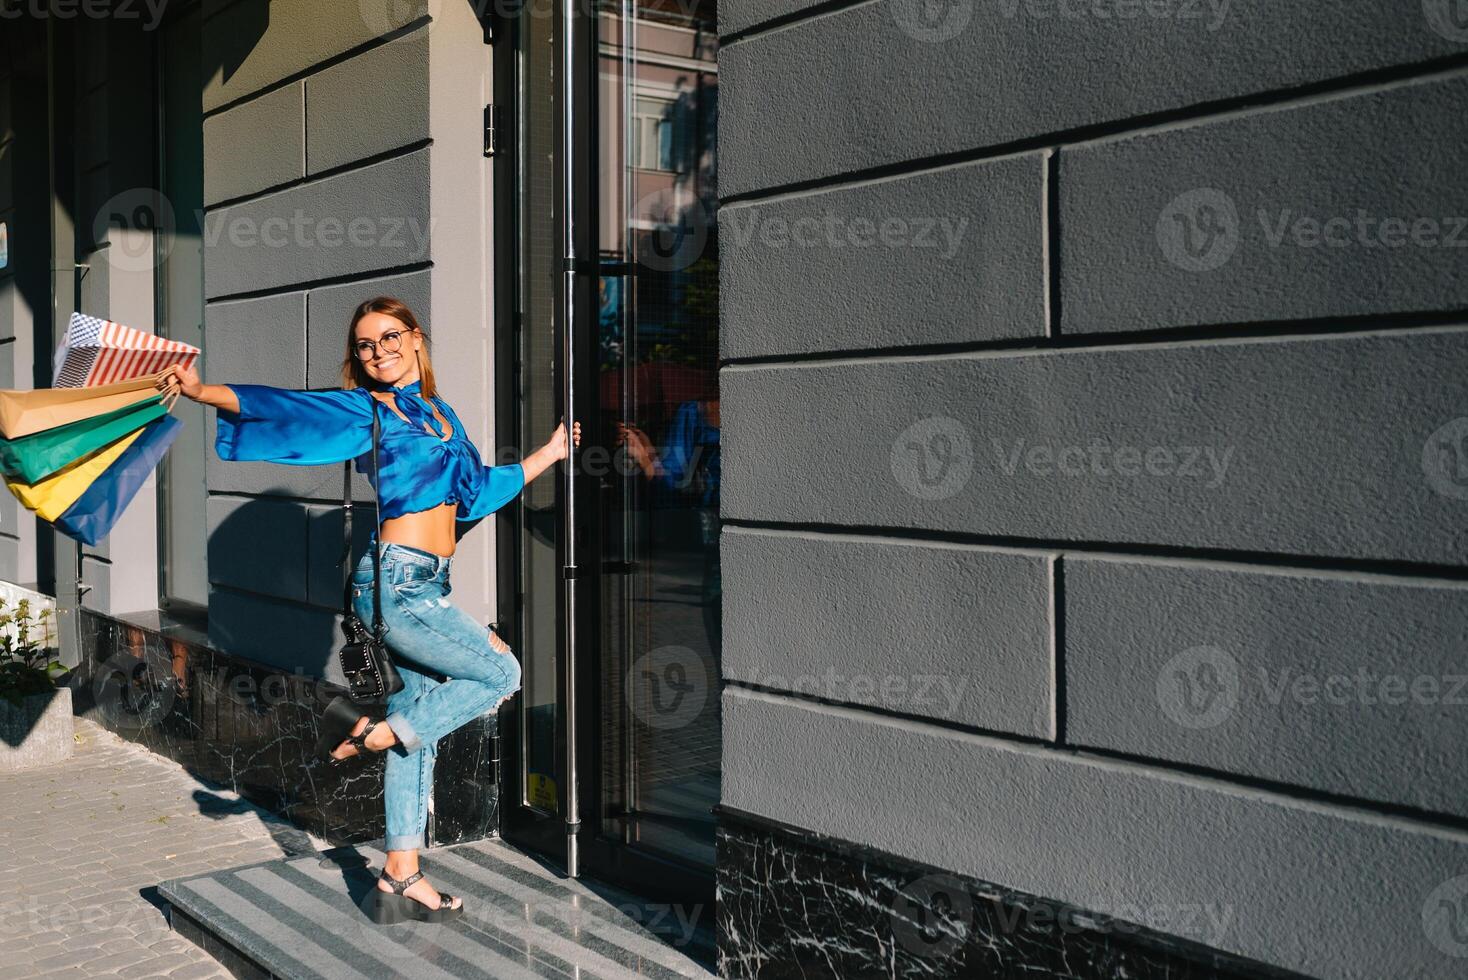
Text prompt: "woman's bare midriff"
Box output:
[[369, 389, 459, 557], [380, 501, 459, 557]]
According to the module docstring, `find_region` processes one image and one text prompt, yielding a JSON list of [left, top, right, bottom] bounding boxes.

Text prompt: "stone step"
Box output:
[[159, 840, 716, 979]]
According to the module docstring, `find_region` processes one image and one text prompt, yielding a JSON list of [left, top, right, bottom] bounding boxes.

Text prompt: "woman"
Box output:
[[160, 296, 578, 925]]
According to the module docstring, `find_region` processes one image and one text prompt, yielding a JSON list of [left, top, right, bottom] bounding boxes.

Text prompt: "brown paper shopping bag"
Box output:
[[0, 372, 168, 439]]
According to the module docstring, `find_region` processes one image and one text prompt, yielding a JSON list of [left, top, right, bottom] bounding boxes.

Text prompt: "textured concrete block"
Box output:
[[721, 153, 1045, 358], [203, 0, 416, 111], [305, 502, 376, 607], [722, 329, 1468, 565], [204, 83, 305, 206], [203, 292, 365, 498], [721, 0, 820, 35], [723, 528, 1053, 736], [719, 0, 1461, 196], [204, 292, 307, 390], [1065, 557, 1468, 817], [722, 687, 1468, 980], [0, 687, 73, 771], [207, 495, 310, 602], [203, 149, 431, 298], [306, 30, 429, 175], [305, 268, 431, 389], [1060, 74, 1468, 334], [208, 586, 345, 681]]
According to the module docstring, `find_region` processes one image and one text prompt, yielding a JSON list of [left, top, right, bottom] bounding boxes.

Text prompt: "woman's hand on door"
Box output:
[[519, 420, 582, 484]]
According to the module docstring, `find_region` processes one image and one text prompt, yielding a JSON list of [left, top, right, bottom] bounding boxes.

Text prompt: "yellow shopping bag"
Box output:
[[6, 428, 145, 521]]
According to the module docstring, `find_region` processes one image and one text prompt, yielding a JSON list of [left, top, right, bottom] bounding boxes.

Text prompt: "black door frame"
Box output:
[[492, 0, 714, 907]]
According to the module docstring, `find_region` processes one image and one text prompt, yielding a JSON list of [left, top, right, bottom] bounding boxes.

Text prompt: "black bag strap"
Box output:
[[339, 398, 386, 637]]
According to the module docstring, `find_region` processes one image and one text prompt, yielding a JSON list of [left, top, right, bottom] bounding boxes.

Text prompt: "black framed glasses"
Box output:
[[353, 329, 411, 361]]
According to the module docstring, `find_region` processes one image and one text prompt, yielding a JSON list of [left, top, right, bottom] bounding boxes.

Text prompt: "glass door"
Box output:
[[592, 0, 720, 878], [497, 0, 570, 860], [496, 0, 721, 905]]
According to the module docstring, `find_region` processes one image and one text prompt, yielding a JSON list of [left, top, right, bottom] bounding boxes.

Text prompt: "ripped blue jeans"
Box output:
[[350, 539, 522, 852]]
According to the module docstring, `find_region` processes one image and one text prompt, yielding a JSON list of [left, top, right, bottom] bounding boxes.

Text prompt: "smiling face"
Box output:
[[351, 312, 423, 387]]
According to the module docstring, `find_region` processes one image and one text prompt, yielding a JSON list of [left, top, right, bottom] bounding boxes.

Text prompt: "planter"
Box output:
[[0, 686, 74, 771]]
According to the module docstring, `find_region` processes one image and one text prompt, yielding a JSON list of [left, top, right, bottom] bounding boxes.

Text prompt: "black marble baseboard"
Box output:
[[71, 608, 500, 848], [715, 809, 1308, 980]]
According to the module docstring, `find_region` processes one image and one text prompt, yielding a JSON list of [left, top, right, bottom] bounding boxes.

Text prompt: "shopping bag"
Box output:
[[0, 394, 169, 484], [54, 415, 183, 545], [53, 313, 199, 388], [6, 428, 146, 521], [0, 372, 169, 439]]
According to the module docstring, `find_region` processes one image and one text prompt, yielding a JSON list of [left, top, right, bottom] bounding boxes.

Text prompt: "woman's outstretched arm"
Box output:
[[161, 363, 373, 466], [159, 363, 238, 413]]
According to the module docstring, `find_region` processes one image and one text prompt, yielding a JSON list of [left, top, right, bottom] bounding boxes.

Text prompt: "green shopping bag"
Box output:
[[0, 394, 168, 484]]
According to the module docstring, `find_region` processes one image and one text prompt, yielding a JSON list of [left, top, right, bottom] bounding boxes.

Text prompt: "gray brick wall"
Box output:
[[718, 2, 1468, 976]]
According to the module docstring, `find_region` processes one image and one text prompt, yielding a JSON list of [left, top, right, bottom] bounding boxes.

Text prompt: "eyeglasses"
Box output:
[[353, 329, 411, 361]]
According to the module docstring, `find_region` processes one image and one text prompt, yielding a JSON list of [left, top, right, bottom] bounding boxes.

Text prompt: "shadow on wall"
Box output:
[[208, 0, 273, 91], [207, 493, 366, 681]]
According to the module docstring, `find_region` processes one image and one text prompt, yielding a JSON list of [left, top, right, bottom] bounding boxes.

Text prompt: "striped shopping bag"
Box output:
[[53, 313, 199, 388]]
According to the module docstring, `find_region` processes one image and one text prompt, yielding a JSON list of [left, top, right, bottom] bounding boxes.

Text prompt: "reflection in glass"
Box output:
[[518, 12, 562, 815], [597, 0, 721, 871]]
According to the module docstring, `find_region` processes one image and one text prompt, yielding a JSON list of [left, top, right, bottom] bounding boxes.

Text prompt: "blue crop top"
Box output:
[[214, 380, 525, 522]]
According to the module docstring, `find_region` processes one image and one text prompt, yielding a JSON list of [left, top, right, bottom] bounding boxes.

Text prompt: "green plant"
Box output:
[[0, 596, 64, 707]]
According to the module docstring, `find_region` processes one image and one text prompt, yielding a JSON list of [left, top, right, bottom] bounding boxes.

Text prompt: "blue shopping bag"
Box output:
[[53, 414, 182, 545]]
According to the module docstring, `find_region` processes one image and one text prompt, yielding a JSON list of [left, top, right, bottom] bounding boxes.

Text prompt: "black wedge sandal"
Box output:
[[369, 869, 464, 924], [314, 695, 374, 762], [314, 692, 396, 762]]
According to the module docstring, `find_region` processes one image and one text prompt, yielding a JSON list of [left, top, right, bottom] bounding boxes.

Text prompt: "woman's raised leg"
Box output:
[[376, 584, 521, 754]]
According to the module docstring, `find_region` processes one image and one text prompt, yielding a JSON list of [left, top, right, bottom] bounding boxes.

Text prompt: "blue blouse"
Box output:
[[214, 380, 525, 522]]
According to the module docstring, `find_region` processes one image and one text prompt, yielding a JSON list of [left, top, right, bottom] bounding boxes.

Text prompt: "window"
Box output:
[[630, 95, 675, 172]]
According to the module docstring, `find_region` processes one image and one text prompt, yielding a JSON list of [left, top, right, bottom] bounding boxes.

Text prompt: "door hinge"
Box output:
[[484, 104, 500, 157]]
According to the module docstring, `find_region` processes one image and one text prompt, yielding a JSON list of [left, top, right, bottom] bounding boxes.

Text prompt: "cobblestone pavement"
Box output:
[[0, 718, 322, 979]]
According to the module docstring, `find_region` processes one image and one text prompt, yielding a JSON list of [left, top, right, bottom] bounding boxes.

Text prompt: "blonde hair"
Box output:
[[339, 296, 438, 399]]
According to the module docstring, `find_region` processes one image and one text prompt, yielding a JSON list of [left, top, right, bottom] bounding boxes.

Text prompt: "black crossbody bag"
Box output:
[[336, 399, 404, 703]]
